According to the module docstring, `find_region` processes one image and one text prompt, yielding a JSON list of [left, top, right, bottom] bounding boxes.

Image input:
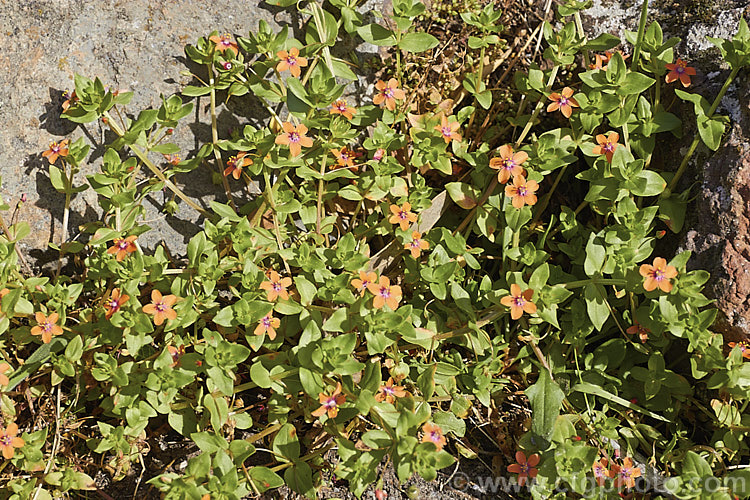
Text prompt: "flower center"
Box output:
[[399, 210, 408, 220], [441, 126, 452, 137], [288, 132, 300, 143], [155, 302, 166, 312], [513, 296, 526, 307], [118, 240, 128, 250], [324, 397, 337, 408], [652, 268, 665, 281], [383, 88, 394, 98], [379, 286, 390, 298], [286, 56, 297, 66], [558, 96, 568, 106], [223, 62, 232, 70], [43, 321, 53, 333], [384, 386, 395, 395], [51, 144, 60, 153], [262, 317, 271, 327], [0, 435, 11, 446], [521, 463, 531, 474], [272, 282, 282, 291], [429, 431, 441, 443], [604, 142, 615, 152], [338, 104, 347, 112], [517, 186, 528, 197], [109, 300, 120, 311], [503, 159, 515, 170], [410, 239, 421, 248]]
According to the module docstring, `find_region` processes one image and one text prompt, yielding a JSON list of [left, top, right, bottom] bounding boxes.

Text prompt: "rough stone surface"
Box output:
[[0, 0, 287, 269], [587, 0, 750, 337]]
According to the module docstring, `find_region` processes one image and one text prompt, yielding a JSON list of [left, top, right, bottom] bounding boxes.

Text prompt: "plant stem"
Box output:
[[103, 111, 210, 218], [667, 65, 739, 191], [316, 151, 329, 237], [564, 278, 626, 289], [263, 169, 291, 274], [630, 0, 649, 71], [208, 62, 237, 211], [573, 11, 590, 69], [515, 65, 560, 147]]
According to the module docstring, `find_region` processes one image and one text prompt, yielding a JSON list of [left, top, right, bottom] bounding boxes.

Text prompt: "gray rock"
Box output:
[[0, 0, 287, 270]]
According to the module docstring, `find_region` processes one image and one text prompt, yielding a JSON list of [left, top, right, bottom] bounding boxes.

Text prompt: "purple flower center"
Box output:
[[558, 96, 568, 106], [379, 286, 390, 298], [324, 397, 337, 408], [42, 321, 53, 333], [383, 88, 394, 98], [399, 210, 408, 220], [262, 317, 271, 327], [520, 463, 531, 474], [118, 240, 129, 250], [652, 269, 665, 281], [503, 159, 516, 170], [0, 435, 12, 446], [676, 66, 685, 74], [109, 300, 120, 311], [288, 132, 300, 143], [51, 144, 60, 153], [517, 187, 528, 197], [337, 104, 347, 112], [383, 386, 395, 395], [410, 239, 421, 248], [272, 282, 282, 291], [604, 142, 615, 152], [429, 431, 441, 443], [223, 62, 232, 70], [155, 302, 167, 312], [441, 126, 452, 137], [286, 57, 297, 66], [513, 296, 526, 307]]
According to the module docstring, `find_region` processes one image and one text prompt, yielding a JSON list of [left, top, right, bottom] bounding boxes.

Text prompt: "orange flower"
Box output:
[[665, 59, 696, 88], [254, 313, 281, 340], [388, 202, 418, 231], [489, 144, 527, 184], [0, 422, 24, 459], [142, 289, 178, 326], [547, 87, 579, 118], [62, 90, 78, 112], [367, 276, 402, 311], [107, 235, 138, 262], [505, 175, 539, 209], [0, 362, 11, 386], [42, 139, 69, 165], [405, 231, 429, 258], [167, 345, 185, 367], [434, 115, 461, 143], [330, 100, 356, 120], [312, 382, 346, 419], [592, 457, 614, 486], [639, 257, 678, 293], [332, 147, 355, 168], [500, 284, 537, 320], [626, 323, 650, 343], [728, 341, 750, 360], [31, 311, 63, 343], [352, 271, 377, 297], [163, 154, 181, 166], [507, 451, 540, 486], [373, 79, 405, 111], [592, 132, 619, 163], [209, 33, 238, 55], [260, 271, 293, 302], [421, 422, 446, 450], [276, 47, 308, 78], [375, 377, 407, 404], [588, 51, 629, 70], [274, 122, 314, 157], [223, 152, 253, 180], [104, 288, 129, 320], [612, 457, 642, 489]]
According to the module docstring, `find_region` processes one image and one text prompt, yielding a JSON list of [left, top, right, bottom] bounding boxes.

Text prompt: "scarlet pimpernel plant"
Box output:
[[1, 0, 749, 498]]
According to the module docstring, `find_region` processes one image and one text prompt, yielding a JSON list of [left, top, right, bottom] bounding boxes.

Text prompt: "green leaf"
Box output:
[[356, 24, 397, 46], [273, 423, 300, 462], [628, 170, 666, 197], [248, 467, 284, 492], [572, 382, 669, 422], [445, 182, 479, 209], [584, 283, 609, 331], [182, 85, 212, 97], [616, 72, 655, 96], [524, 369, 565, 440], [49, 166, 66, 192], [398, 32, 439, 52], [697, 114, 726, 151], [293, 276, 317, 305]]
